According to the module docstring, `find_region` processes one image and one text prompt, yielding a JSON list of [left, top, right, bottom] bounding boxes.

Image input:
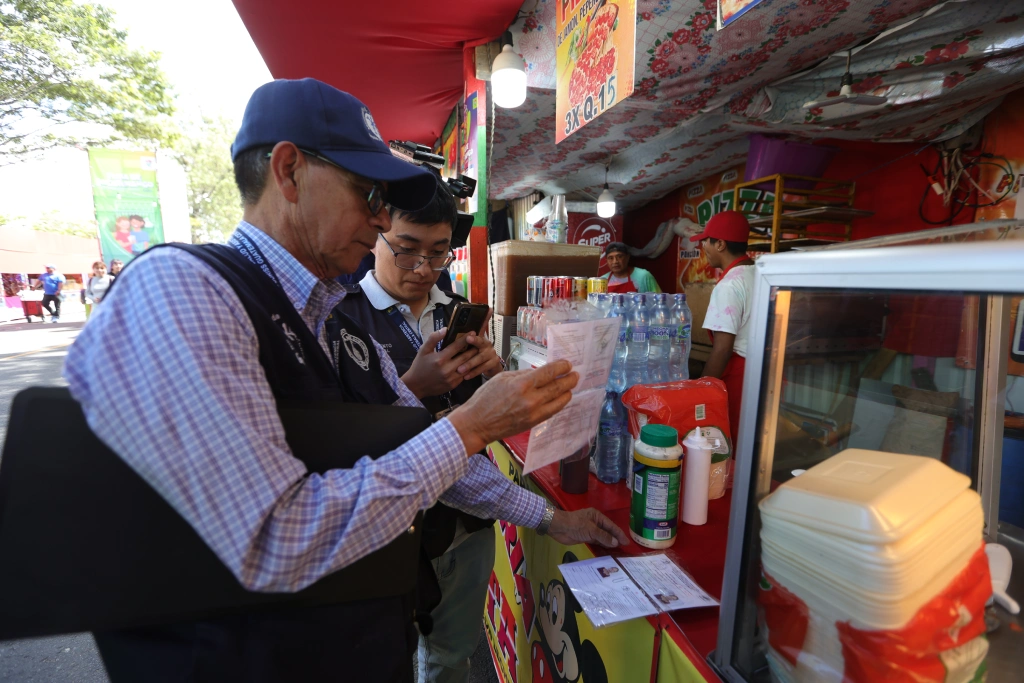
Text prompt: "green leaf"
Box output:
[[169, 115, 243, 244], [0, 0, 175, 163]]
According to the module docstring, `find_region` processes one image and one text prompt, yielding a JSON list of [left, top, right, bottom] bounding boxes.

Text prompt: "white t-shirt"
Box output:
[[702, 265, 755, 358]]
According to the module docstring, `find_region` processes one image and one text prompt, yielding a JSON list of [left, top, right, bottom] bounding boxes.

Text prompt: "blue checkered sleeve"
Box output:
[[373, 339, 545, 529], [65, 246, 469, 592]]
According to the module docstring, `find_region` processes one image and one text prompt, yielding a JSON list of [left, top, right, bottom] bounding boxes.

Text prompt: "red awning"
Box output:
[[232, 0, 520, 144]]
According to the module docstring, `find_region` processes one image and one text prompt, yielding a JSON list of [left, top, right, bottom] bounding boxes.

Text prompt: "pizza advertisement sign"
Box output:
[[717, 0, 769, 29], [556, 0, 636, 144]]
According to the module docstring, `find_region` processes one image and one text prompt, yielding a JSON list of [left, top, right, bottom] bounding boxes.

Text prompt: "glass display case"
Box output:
[[712, 240, 1024, 682]]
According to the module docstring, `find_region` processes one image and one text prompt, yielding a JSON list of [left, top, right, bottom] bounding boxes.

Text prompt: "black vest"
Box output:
[[337, 285, 494, 550], [337, 284, 480, 417]]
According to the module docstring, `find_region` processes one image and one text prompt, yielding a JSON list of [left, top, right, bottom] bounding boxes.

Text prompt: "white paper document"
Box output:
[[558, 554, 718, 628], [617, 554, 719, 611], [557, 557, 659, 628], [523, 317, 621, 474]]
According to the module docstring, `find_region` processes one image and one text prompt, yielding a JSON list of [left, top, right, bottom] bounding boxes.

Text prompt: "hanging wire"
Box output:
[[917, 138, 1015, 226]]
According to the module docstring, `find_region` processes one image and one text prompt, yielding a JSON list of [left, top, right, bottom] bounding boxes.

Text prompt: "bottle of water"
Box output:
[[605, 294, 629, 393], [670, 293, 692, 381], [594, 391, 629, 483], [647, 293, 672, 383], [625, 293, 649, 388], [595, 293, 611, 315]]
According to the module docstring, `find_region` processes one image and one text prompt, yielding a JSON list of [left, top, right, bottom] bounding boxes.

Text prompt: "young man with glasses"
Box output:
[[340, 179, 549, 683]]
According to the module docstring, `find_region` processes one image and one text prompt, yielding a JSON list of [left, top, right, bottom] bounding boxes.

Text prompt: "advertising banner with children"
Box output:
[[88, 148, 166, 264]]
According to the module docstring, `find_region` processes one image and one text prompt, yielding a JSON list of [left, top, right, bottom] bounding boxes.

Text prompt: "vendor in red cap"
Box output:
[[692, 210, 755, 446]]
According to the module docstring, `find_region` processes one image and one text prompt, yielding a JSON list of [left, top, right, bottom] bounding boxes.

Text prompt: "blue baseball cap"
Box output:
[[231, 78, 435, 211]]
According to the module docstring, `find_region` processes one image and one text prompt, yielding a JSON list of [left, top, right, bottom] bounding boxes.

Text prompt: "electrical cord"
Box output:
[[917, 143, 1015, 225]]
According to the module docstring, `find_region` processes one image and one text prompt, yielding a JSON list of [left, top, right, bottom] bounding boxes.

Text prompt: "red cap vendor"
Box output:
[[693, 211, 755, 446]]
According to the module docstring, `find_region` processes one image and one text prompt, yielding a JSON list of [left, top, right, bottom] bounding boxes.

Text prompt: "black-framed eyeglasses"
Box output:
[[379, 235, 454, 271], [266, 149, 387, 215]]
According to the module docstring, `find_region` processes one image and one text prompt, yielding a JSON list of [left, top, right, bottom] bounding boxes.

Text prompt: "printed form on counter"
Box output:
[[523, 316, 621, 474], [558, 554, 717, 628]]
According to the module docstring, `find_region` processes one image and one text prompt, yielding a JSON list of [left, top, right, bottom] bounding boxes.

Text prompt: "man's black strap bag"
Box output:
[[0, 387, 432, 640]]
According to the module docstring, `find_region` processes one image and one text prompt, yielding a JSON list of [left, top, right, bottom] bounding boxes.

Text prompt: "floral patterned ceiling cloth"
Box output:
[[491, 0, 1024, 211]]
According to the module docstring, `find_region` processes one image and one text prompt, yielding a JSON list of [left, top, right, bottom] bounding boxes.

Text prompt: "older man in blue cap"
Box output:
[[64, 79, 625, 682]]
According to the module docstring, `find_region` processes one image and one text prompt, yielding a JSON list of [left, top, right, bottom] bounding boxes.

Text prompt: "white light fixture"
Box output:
[[492, 44, 527, 109], [597, 183, 616, 218]]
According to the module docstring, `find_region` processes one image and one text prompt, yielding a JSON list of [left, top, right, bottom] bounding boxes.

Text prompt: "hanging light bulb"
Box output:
[[597, 183, 616, 218], [491, 44, 527, 109]]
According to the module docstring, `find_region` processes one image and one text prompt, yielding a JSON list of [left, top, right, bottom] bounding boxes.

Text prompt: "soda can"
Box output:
[[587, 277, 608, 294], [541, 277, 556, 308], [573, 277, 588, 300], [526, 276, 538, 307], [557, 276, 573, 302]]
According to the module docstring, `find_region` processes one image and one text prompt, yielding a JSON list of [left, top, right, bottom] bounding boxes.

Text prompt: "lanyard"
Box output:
[[229, 230, 281, 288], [230, 229, 346, 371], [384, 303, 447, 354]]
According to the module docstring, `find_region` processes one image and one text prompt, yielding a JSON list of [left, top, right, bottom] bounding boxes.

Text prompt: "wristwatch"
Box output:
[[536, 501, 556, 536]]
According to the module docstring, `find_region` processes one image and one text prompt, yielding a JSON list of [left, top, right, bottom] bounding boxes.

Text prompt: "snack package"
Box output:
[[621, 379, 733, 497]]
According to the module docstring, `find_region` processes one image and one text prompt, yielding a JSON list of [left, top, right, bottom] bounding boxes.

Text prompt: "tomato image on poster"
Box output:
[[556, 0, 636, 143]]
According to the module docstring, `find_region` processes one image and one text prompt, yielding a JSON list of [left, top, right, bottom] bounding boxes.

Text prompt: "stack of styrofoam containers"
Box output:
[[758, 449, 988, 683]]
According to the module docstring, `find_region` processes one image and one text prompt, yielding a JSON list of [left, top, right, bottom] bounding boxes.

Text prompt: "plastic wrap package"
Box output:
[[621, 379, 733, 497], [760, 544, 991, 683]]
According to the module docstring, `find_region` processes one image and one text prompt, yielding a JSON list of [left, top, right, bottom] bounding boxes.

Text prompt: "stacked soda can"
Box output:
[[573, 277, 588, 301], [588, 277, 607, 294]]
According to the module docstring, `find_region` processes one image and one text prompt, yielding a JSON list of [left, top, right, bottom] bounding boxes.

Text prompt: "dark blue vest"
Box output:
[[337, 285, 494, 550]]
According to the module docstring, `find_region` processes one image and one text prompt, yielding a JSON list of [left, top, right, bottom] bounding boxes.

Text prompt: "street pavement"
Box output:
[[0, 316, 500, 683]]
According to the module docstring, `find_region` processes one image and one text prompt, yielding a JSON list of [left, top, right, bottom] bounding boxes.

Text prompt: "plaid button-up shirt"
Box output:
[[65, 222, 543, 592]]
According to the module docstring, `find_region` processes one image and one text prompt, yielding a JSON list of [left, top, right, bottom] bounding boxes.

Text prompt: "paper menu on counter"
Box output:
[[556, 557, 659, 628], [523, 317, 621, 474], [617, 554, 719, 611], [558, 554, 718, 628]]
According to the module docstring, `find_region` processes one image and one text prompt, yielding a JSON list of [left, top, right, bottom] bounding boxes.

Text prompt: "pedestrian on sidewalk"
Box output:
[[35, 264, 65, 323], [85, 261, 112, 319]]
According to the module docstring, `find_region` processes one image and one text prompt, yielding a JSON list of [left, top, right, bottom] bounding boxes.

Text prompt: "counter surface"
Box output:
[[503, 432, 729, 679]]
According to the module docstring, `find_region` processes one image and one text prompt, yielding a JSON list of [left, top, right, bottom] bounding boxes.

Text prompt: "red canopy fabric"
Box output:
[[232, 0, 520, 145]]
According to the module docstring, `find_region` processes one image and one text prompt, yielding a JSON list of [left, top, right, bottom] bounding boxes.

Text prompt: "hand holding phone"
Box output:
[[440, 302, 489, 350]]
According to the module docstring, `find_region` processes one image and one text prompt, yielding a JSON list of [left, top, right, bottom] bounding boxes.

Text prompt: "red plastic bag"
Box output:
[[621, 379, 733, 460], [836, 544, 992, 683], [760, 570, 810, 667]]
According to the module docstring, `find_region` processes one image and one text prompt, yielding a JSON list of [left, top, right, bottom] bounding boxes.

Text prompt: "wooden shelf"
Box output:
[[733, 174, 873, 253]]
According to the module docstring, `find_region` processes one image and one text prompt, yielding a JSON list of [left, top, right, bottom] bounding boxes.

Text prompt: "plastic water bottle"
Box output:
[[606, 294, 629, 393], [595, 293, 611, 315], [669, 294, 692, 381], [594, 392, 629, 483], [625, 294, 649, 388], [647, 294, 672, 383]]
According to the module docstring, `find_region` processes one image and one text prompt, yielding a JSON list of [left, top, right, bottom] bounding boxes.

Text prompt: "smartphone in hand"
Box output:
[[440, 302, 489, 350]]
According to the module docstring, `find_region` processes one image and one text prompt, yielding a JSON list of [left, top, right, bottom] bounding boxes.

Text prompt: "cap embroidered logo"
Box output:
[[362, 107, 383, 142]]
